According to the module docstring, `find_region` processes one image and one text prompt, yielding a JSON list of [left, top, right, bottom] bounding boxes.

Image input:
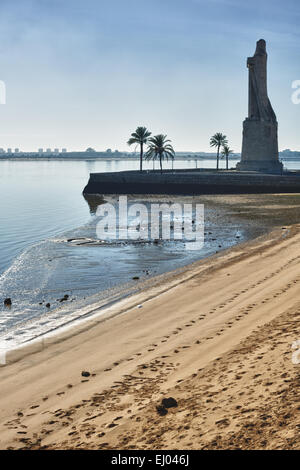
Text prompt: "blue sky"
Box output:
[[0, 0, 299, 152]]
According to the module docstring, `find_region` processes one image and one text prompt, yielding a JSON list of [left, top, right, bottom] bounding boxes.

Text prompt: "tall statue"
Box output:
[[248, 40, 276, 122], [236, 39, 283, 173]]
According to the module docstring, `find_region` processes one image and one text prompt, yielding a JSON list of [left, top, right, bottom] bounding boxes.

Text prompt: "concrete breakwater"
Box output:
[[83, 169, 300, 195]]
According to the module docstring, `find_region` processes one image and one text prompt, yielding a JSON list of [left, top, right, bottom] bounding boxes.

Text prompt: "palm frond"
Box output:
[[221, 145, 234, 157], [210, 132, 228, 148], [127, 126, 152, 146]]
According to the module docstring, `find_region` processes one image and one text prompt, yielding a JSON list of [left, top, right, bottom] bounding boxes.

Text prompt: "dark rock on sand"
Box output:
[[156, 405, 168, 416], [46, 303, 50, 308], [81, 371, 90, 377], [161, 397, 178, 409], [4, 298, 12, 307], [107, 422, 117, 428], [132, 276, 140, 280]]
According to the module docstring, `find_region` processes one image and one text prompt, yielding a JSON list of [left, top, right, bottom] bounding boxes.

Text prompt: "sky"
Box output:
[[0, 0, 299, 152]]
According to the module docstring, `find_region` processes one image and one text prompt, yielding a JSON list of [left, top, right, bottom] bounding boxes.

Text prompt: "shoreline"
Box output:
[[0, 193, 284, 368], [0, 226, 266, 366], [0, 223, 299, 449], [1, 192, 270, 357]]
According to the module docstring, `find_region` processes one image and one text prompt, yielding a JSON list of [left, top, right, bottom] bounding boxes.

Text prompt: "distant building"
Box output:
[[54, 148, 59, 154], [46, 148, 51, 154], [61, 148, 67, 153], [7, 148, 12, 154], [106, 149, 112, 154], [38, 148, 43, 154], [0, 148, 5, 154], [14, 148, 19, 153]]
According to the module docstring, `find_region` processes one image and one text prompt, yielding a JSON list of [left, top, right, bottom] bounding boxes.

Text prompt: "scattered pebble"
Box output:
[[156, 405, 168, 416], [81, 371, 90, 377], [161, 397, 178, 409]]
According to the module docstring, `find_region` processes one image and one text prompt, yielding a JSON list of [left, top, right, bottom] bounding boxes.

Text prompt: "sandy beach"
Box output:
[[0, 221, 299, 450]]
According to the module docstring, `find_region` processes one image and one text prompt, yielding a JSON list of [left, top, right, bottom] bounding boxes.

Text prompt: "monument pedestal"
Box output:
[[236, 119, 283, 174]]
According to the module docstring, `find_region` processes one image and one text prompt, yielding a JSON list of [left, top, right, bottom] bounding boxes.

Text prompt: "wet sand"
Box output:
[[0, 204, 299, 449]]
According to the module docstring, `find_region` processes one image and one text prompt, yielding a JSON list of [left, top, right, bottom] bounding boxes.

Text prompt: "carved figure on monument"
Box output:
[[236, 39, 283, 173]]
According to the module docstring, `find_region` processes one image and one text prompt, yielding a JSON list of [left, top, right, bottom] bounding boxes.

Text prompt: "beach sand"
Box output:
[[0, 222, 299, 450]]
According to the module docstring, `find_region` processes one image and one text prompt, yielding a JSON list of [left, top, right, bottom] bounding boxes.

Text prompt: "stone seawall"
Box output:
[[83, 170, 300, 195]]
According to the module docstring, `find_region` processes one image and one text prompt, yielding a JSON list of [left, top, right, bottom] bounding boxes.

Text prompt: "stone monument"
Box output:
[[236, 39, 283, 173]]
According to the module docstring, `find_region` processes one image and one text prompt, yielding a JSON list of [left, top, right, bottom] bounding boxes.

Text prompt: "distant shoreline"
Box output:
[[0, 154, 235, 161], [0, 154, 298, 162]]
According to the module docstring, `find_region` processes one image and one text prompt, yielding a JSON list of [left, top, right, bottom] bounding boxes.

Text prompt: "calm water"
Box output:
[[0, 158, 297, 351]]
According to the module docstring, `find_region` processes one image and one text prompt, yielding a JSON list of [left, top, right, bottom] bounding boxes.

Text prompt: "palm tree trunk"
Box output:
[[160, 155, 162, 174], [140, 143, 143, 172], [216, 145, 220, 170], [226, 154, 228, 170]]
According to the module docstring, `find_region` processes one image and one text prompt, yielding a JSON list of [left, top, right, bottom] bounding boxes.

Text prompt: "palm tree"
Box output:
[[145, 134, 175, 174], [221, 144, 234, 170], [127, 126, 152, 172], [210, 133, 228, 170]]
